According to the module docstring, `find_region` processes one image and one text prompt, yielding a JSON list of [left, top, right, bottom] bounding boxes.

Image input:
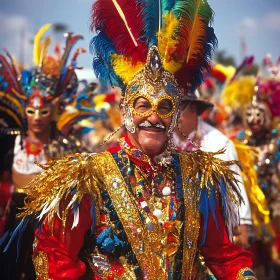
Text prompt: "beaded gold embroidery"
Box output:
[[92, 152, 158, 279], [32, 251, 50, 280], [236, 267, 256, 279], [179, 153, 200, 279]]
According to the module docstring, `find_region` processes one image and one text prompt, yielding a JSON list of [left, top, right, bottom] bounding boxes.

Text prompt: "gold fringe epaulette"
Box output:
[[18, 153, 102, 231], [180, 147, 242, 205], [178, 148, 243, 245]]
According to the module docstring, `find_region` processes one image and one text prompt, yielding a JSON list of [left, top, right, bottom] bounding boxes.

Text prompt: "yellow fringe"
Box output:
[[233, 139, 275, 239]]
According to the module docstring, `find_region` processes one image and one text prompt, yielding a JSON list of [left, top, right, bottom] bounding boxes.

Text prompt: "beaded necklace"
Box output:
[[118, 137, 177, 224]]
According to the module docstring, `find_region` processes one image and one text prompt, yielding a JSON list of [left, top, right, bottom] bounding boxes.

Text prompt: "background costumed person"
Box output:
[[172, 91, 252, 248], [0, 24, 104, 280], [6, 0, 256, 279], [222, 53, 279, 279]]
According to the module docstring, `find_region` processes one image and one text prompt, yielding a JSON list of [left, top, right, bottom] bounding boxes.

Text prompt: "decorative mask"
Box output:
[[122, 46, 181, 135]]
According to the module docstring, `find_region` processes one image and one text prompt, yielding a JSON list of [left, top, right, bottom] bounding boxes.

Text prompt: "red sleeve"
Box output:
[[33, 194, 93, 280], [200, 207, 254, 279]]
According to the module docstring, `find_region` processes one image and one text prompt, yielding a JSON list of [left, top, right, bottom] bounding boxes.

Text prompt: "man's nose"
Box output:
[[147, 110, 161, 123]]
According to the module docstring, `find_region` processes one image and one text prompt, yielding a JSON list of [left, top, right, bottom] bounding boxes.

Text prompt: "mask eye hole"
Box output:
[[133, 98, 152, 114], [157, 99, 173, 115], [25, 108, 36, 116], [40, 108, 50, 117]]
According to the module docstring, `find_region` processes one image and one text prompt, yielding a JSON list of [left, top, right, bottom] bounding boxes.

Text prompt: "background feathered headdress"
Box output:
[[89, 0, 217, 95], [0, 24, 85, 133]]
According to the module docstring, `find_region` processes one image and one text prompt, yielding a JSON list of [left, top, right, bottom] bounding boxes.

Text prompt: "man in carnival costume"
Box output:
[[0, 24, 104, 280], [7, 1, 256, 279]]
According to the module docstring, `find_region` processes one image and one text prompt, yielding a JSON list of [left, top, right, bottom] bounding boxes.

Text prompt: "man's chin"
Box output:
[[139, 135, 168, 156]]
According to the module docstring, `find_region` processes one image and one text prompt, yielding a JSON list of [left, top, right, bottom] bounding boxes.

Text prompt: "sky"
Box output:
[[1, 0, 280, 81]]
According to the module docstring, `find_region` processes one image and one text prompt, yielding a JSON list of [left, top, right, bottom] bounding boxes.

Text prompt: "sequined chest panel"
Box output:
[[90, 151, 200, 280]]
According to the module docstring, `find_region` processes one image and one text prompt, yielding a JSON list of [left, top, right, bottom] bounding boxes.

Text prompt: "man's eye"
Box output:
[[135, 103, 151, 111], [138, 104, 149, 108], [27, 110, 35, 115]]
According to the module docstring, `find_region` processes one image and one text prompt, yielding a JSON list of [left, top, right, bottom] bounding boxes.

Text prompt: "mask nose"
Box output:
[[34, 110, 40, 119]]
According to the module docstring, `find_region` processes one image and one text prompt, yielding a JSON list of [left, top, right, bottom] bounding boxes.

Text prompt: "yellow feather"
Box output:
[[186, 15, 206, 63], [33, 23, 52, 66], [222, 76, 256, 112], [39, 37, 52, 66], [158, 14, 178, 67], [214, 64, 236, 80], [111, 54, 144, 84]]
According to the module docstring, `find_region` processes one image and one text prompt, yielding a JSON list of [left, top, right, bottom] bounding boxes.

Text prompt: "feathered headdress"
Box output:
[[256, 53, 280, 120], [221, 56, 257, 114], [222, 54, 280, 128], [0, 24, 85, 133], [90, 0, 217, 134], [90, 0, 217, 93]]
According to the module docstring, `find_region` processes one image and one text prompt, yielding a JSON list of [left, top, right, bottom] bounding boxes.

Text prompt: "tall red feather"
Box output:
[[90, 0, 147, 63]]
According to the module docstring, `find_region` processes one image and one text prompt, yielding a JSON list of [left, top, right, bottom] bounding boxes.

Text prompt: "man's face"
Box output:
[[124, 97, 173, 157], [25, 105, 52, 134], [176, 101, 197, 137]]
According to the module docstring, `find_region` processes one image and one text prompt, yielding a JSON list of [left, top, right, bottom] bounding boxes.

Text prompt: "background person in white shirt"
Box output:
[[173, 94, 252, 249]]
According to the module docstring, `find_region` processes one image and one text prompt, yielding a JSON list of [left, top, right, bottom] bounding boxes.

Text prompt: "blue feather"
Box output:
[[209, 184, 219, 231], [199, 187, 210, 245], [21, 70, 32, 87], [90, 32, 125, 91], [3, 217, 30, 254], [161, 0, 176, 15], [138, 0, 159, 47], [205, 27, 218, 63], [90, 32, 117, 65]]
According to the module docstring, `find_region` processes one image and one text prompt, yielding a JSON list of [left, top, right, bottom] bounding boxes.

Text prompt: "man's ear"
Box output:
[[119, 99, 124, 124]]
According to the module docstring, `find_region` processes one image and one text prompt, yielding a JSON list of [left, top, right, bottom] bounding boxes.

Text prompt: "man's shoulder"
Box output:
[[201, 121, 231, 146], [18, 152, 111, 220]]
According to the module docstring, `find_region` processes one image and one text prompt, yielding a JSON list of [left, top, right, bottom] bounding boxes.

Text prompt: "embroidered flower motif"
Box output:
[[25, 140, 44, 156]]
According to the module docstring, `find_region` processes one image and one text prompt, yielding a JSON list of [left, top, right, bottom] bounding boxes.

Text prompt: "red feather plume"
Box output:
[[90, 0, 147, 63]]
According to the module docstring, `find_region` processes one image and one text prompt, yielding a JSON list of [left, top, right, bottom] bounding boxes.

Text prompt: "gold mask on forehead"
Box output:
[[123, 46, 182, 134]]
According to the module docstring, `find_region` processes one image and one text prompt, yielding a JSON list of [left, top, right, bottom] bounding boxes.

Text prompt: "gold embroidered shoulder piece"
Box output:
[[18, 153, 103, 231], [179, 148, 242, 202], [179, 148, 243, 241]]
